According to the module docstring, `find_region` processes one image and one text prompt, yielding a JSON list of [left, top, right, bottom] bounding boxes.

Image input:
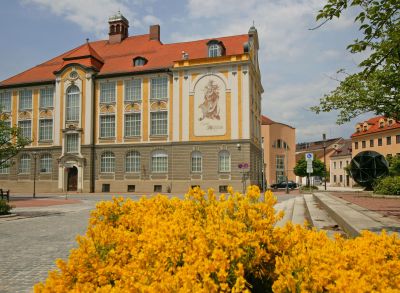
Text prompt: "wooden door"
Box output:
[[67, 167, 78, 191]]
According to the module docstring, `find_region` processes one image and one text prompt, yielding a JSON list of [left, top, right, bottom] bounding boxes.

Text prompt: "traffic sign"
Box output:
[[305, 153, 313, 162], [307, 167, 313, 173]]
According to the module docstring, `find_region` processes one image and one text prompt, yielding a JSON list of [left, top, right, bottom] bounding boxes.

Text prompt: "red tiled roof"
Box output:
[[351, 116, 400, 137], [0, 33, 249, 87], [261, 115, 275, 125], [330, 139, 352, 158]]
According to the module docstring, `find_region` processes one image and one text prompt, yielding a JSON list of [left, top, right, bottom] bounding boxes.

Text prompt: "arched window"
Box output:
[[133, 57, 147, 67], [101, 151, 115, 173], [66, 85, 80, 122], [19, 154, 31, 174], [40, 154, 52, 173], [126, 151, 140, 173], [219, 150, 230, 172], [151, 150, 168, 173], [208, 43, 221, 57], [191, 151, 202, 173]]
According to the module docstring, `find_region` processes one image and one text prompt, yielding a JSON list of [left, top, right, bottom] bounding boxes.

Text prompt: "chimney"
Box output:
[[108, 11, 129, 44], [149, 24, 160, 41]]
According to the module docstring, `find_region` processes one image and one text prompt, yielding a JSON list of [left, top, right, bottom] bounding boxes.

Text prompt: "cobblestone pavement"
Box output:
[[0, 202, 94, 293], [332, 193, 400, 221], [0, 194, 296, 292]]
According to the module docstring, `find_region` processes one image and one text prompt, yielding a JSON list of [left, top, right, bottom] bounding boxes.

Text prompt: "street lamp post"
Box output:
[[322, 134, 327, 191], [285, 143, 289, 194], [32, 152, 38, 198]]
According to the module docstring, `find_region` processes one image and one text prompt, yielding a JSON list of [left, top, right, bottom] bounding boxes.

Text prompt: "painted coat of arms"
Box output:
[[194, 78, 226, 136]]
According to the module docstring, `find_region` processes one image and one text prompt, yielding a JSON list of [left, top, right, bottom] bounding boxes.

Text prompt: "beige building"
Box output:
[[261, 115, 295, 186], [0, 13, 264, 193], [351, 116, 400, 158], [296, 137, 344, 185], [329, 139, 354, 187]]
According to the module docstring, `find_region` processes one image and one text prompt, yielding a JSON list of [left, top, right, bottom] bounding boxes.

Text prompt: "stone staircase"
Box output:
[[274, 192, 400, 237]]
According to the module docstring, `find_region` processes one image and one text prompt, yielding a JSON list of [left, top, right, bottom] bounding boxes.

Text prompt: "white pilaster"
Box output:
[[242, 65, 250, 139], [84, 73, 93, 144], [54, 76, 61, 146], [172, 72, 180, 142], [230, 66, 239, 139], [182, 71, 190, 141]]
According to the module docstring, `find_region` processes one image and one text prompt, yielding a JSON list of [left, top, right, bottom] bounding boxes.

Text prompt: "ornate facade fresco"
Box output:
[[194, 77, 226, 136]]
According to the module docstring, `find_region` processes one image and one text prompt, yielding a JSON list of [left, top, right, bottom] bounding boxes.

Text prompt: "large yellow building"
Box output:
[[0, 12, 263, 193]]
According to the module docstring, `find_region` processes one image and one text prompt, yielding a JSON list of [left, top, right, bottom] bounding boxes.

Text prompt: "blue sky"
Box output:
[[0, 0, 370, 142]]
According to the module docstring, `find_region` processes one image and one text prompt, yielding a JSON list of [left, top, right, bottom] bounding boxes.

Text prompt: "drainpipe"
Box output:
[[90, 79, 96, 193]]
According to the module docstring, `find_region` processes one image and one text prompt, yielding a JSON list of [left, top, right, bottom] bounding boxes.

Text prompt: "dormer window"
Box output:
[[207, 40, 225, 57], [379, 121, 385, 128], [356, 127, 361, 133], [388, 119, 393, 126], [133, 57, 147, 67]]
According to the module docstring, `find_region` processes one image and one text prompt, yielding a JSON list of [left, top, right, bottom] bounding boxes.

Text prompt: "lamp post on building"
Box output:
[[322, 133, 327, 191], [32, 152, 38, 198]]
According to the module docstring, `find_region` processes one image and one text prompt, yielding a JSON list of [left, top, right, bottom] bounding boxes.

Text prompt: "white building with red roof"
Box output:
[[0, 12, 264, 193]]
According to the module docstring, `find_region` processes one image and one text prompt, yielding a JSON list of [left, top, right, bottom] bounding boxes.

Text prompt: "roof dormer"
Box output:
[[207, 40, 226, 57], [363, 122, 369, 131], [133, 56, 147, 67], [379, 118, 385, 128]]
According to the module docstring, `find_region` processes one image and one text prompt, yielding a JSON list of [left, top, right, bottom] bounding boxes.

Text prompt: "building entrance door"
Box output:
[[67, 166, 78, 191]]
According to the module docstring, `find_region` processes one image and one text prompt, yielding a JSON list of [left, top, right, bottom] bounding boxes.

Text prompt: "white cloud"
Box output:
[[21, 0, 159, 37]]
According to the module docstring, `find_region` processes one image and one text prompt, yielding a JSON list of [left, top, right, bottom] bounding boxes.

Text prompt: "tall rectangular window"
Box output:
[[18, 120, 31, 139], [0, 159, 10, 174], [19, 89, 32, 111], [40, 88, 54, 108], [125, 79, 141, 102], [354, 142, 359, 149], [387, 136, 392, 145], [100, 82, 116, 103], [362, 141, 366, 148], [125, 113, 141, 137], [150, 77, 168, 100], [378, 138, 382, 146], [100, 115, 115, 138], [397, 135, 400, 144], [19, 154, 31, 174], [276, 155, 285, 182], [40, 154, 52, 173], [0, 91, 11, 112], [65, 133, 79, 153], [39, 119, 53, 141], [370, 139, 374, 147], [150, 111, 167, 135]]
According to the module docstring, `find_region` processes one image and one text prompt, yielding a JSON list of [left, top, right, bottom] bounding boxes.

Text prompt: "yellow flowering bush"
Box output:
[[273, 224, 400, 292], [35, 186, 400, 292], [35, 186, 282, 292]]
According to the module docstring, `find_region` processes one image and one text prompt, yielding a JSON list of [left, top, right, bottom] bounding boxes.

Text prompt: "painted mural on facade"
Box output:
[[194, 77, 226, 136]]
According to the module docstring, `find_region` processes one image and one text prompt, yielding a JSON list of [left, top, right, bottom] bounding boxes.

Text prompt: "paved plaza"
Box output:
[[0, 193, 296, 293]]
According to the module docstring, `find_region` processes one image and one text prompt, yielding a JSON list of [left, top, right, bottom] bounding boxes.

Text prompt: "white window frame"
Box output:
[[208, 44, 221, 57], [40, 154, 52, 173], [150, 110, 168, 136], [19, 154, 31, 174], [39, 119, 53, 141], [100, 115, 116, 138], [191, 151, 202, 173], [150, 77, 168, 100], [0, 159, 10, 174], [124, 113, 141, 137], [0, 91, 12, 112], [19, 89, 33, 111], [125, 151, 140, 173], [40, 88, 54, 108], [65, 133, 79, 153], [101, 151, 115, 173], [100, 81, 116, 104], [151, 150, 168, 173], [124, 79, 142, 102], [18, 120, 32, 140], [66, 85, 80, 122], [219, 150, 231, 172]]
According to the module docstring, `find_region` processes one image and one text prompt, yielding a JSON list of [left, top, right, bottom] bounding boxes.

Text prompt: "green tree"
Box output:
[[387, 155, 400, 176], [294, 157, 326, 178], [311, 0, 400, 124], [0, 116, 31, 170]]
